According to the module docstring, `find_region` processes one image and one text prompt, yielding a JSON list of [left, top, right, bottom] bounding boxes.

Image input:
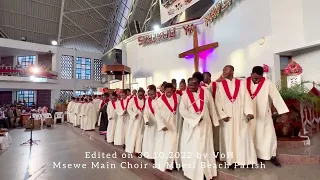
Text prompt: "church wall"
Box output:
[[123, 0, 275, 88], [292, 45, 320, 90]]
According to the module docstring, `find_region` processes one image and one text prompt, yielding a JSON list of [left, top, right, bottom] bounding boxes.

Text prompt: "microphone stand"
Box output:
[[20, 110, 40, 146]]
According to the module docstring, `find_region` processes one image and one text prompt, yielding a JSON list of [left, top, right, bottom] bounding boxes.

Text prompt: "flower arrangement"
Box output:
[[284, 60, 303, 75], [263, 64, 269, 73]]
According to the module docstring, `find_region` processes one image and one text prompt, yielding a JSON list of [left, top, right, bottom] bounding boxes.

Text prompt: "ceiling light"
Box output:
[[153, 25, 160, 31], [31, 67, 40, 74], [51, 40, 58, 46]]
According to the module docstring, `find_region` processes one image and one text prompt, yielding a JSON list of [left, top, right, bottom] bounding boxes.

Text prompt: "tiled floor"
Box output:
[[1, 124, 320, 180], [0, 125, 162, 180]]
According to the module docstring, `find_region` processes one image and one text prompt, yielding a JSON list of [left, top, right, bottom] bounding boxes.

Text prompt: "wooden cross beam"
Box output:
[[179, 25, 219, 72]]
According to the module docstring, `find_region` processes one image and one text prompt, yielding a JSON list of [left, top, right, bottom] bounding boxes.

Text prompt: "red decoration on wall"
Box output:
[[183, 24, 194, 35], [284, 60, 303, 75], [138, 28, 177, 46], [204, 0, 232, 26]]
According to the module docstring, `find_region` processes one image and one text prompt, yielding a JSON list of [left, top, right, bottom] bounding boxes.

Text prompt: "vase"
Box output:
[[293, 127, 300, 136]]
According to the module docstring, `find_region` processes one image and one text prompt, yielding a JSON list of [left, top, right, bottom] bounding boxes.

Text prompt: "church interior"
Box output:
[[0, 0, 320, 179]]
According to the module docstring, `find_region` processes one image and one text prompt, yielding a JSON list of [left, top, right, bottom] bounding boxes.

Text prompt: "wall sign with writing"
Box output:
[[204, 0, 232, 27], [183, 24, 194, 36], [138, 28, 177, 46]]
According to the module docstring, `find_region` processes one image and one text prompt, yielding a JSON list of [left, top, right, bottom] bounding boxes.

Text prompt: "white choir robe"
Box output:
[[125, 98, 144, 153], [154, 95, 181, 171], [67, 101, 74, 123], [74, 103, 82, 126], [80, 103, 88, 129], [215, 78, 257, 166], [106, 102, 118, 143], [94, 99, 102, 126], [179, 89, 219, 180], [208, 82, 220, 152], [246, 79, 289, 160], [83, 102, 96, 130], [142, 98, 158, 159], [69, 101, 77, 124], [114, 98, 130, 146]]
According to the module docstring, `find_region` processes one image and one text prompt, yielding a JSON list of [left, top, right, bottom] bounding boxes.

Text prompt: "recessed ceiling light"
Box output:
[[51, 40, 58, 46]]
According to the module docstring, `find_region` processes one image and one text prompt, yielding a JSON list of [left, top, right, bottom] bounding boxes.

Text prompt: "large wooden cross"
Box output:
[[179, 25, 219, 72]]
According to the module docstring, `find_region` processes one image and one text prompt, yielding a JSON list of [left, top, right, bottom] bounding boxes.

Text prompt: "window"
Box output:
[[17, 91, 35, 106], [18, 56, 36, 69], [93, 59, 102, 81], [60, 90, 73, 101], [76, 57, 91, 80], [61, 55, 74, 79], [76, 90, 89, 96]]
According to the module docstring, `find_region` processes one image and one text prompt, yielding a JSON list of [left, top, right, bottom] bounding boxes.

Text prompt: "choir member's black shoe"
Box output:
[[165, 169, 172, 172], [228, 163, 235, 170], [270, 157, 281, 167], [151, 159, 155, 164], [257, 158, 265, 164]]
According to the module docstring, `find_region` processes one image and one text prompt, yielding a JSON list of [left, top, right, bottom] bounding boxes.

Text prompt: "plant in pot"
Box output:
[[278, 81, 318, 137]]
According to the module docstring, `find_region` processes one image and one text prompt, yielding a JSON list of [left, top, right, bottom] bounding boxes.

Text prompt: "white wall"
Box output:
[[122, 0, 274, 88]]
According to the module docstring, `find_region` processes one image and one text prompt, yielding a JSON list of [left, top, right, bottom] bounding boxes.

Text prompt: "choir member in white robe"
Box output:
[[246, 66, 289, 166], [204, 72, 220, 153], [67, 97, 75, 123], [69, 98, 77, 124], [94, 95, 102, 126], [80, 99, 89, 129], [179, 75, 219, 180], [125, 89, 145, 154], [215, 65, 257, 169], [83, 99, 97, 131], [142, 85, 158, 160], [106, 92, 118, 143], [154, 83, 181, 172], [114, 91, 130, 146], [74, 98, 82, 127]]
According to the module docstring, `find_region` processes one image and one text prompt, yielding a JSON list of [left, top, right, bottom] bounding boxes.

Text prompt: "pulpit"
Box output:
[[101, 64, 131, 91]]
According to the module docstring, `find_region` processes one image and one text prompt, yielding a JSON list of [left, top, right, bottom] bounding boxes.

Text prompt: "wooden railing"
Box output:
[[0, 66, 58, 79]]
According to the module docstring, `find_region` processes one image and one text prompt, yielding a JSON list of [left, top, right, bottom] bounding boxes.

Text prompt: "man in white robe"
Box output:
[[246, 66, 289, 166], [67, 97, 75, 123], [83, 99, 96, 131], [215, 65, 257, 169], [142, 85, 158, 160], [125, 89, 145, 155], [106, 92, 118, 143], [73, 98, 82, 127], [80, 99, 89, 129], [154, 83, 181, 172], [203, 72, 220, 153], [94, 95, 102, 126], [179, 75, 219, 180], [114, 91, 130, 146]]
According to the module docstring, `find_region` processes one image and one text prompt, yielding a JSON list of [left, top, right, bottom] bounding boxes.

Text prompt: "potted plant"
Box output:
[[278, 81, 318, 137]]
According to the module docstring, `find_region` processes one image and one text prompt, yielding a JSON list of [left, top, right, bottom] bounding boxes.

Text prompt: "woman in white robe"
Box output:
[[74, 99, 83, 127], [80, 100, 88, 130], [114, 91, 130, 146], [179, 76, 219, 180], [142, 86, 158, 159], [154, 83, 181, 172], [125, 89, 145, 154], [106, 93, 118, 143], [83, 99, 96, 131]]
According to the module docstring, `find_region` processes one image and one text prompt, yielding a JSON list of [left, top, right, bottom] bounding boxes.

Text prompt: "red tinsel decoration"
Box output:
[[284, 60, 303, 75], [263, 64, 269, 73]]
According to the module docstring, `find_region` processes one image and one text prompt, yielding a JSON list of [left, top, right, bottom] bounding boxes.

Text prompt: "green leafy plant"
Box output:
[[278, 80, 319, 104]]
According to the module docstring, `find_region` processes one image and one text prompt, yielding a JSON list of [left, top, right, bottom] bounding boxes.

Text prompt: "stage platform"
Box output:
[[70, 125, 320, 180]]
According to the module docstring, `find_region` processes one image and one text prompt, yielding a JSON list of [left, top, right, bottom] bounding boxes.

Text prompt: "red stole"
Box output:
[[100, 100, 106, 108], [148, 97, 155, 115], [211, 82, 217, 98], [120, 98, 129, 110], [246, 77, 266, 99], [161, 93, 178, 114], [111, 101, 116, 109], [134, 96, 145, 111], [186, 88, 205, 114], [157, 92, 161, 98], [176, 90, 183, 96], [221, 79, 241, 103]]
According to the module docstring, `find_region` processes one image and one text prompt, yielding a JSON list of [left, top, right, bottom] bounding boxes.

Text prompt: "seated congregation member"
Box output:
[[106, 92, 118, 143], [83, 99, 96, 131], [247, 66, 289, 166], [154, 83, 181, 172], [99, 93, 109, 134], [179, 73, 219, 180], [142, 85, 158, 160], [114, 90, 130, 146], [125, 88, 146, 155]]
